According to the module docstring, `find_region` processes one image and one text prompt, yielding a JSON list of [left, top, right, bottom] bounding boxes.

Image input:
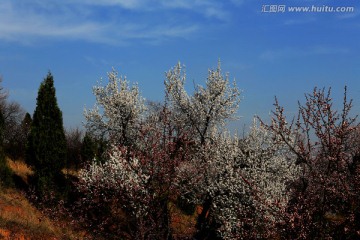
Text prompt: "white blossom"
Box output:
[[78, 146, 150, 217], [177, 119, 300, 239], [165, 61, 241, 144], [79, 63, 301, 238], [84, 68, 146, 145]]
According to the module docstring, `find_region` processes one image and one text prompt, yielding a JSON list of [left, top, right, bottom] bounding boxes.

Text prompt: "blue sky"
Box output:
[[1, 0, 360, 130]]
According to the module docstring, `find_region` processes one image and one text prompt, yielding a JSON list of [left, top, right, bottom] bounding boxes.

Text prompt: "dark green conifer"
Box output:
[[80, 132, 96, 165], [26, 72, 66, 194], [21, 112, 32, 136]]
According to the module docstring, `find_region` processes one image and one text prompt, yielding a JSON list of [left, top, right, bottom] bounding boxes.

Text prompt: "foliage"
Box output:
[[26, 72, 67, 195], [80, 132, 96, 165], [2, 102, 26, 160], [0, 78, 27, 160], [65, 127, 83, 169], [0, 107, 13, 188], [81, 132, 107, 165]]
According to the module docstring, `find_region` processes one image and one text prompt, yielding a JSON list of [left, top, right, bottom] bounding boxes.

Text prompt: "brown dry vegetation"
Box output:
[[7, 158, 33, 184], [0, 189, 87, 239], [0, 189, 55, 239], [170, 202, 198, 238], [0, 158, 87, 240], [1, 158, 200, 239]]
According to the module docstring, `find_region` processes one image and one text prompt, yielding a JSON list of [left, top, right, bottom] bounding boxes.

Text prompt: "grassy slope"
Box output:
[[0, 158, 86, 240], [2, 158, 199, 239]]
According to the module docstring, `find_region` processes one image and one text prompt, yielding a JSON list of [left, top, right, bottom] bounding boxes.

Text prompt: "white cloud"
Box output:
[[0, 0, 201, 45], [67, 0, 146, 9], [0, 0, 250, 45], [159, 0, 230, 21], [0, 3, 111, 44], [204, 6, 229, 20]]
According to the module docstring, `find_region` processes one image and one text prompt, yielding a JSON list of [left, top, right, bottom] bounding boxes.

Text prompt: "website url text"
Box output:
[[262, 5, 355, 13]]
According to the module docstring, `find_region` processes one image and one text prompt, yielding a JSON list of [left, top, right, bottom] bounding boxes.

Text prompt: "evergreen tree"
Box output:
[[65, 127, 82, 169], [22, 112, 32, 136], [26, 72, 66, 195], [81, 132, 107, 165], [80, 132, 96, 165]]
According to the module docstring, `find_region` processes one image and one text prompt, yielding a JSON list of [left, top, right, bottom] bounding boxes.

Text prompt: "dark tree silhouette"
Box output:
[[26, 72, 67, 195], [0, 108, 13, 188]]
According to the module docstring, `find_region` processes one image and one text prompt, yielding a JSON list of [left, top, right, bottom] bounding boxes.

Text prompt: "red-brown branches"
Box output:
[[261, 87, 360, 239]]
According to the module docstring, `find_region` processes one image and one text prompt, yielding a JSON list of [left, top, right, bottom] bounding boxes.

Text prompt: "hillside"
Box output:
[[0, 159, 86, 240]]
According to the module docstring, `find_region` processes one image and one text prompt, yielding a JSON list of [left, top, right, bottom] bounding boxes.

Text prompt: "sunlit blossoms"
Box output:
[[78, 146, 150, 217], [177, 120, 300, 239], [76, 64, 360, 239], [84, 68, 146, 146], [165, 61, 241, 144]]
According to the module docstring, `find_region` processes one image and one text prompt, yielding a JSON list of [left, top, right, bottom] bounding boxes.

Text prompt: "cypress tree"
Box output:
[[22, 112, 32, 136], [26, 72, 66, 195], [80, 132, 96, 165]]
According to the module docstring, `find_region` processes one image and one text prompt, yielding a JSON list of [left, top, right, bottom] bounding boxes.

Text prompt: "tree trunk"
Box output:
[[194, 196, 212, 239]]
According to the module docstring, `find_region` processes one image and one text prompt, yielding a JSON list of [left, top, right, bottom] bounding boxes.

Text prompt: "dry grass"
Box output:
[[170, 202, 198, 237], [1, 158, 88, 239], [2, 159, 200, 239], [6, 158, 33, 184], [61, 168, 79, 178], [0, 189, 88, 240], [7, 158, 79, 182], [0, 189, 56, 239]]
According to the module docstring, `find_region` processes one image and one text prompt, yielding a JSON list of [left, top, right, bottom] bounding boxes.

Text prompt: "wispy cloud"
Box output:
[[159, 0, 230, 21], [0, 0, 245, 45], [0, 0, 231, 45], [74, 0, 145, 9], [0, 1, 110, 44], [73, 0, 232, 20]]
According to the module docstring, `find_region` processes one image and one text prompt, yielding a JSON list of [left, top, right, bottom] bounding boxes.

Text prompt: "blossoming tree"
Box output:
[[177, 120, 300, 239], [78, 64, 348, 239], [262, 87, 360, 239], [84, 69, 146, 147]]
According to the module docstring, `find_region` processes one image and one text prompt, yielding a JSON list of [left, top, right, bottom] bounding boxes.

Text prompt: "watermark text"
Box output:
[[261, 5, 355, 13]]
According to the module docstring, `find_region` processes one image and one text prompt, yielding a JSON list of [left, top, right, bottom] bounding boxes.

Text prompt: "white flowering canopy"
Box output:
[[165, 61, 241, 144], [78, 145, 150, 217], [84, 69, 146, 145], [176, 119, 300, 238], [79, 63, 302, 238]]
